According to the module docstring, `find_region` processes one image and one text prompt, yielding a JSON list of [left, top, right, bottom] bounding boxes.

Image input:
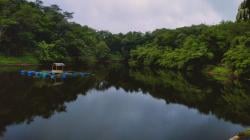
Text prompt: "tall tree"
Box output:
[[237, 0, 250, 21]]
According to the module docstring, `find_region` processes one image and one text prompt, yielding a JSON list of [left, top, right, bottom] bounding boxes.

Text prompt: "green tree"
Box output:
[[237, 0, 250, 21], [158, 36, 213, 70], [95, 41, 110, 61], [129, 45, 162, 67], [38, 41, 66, 63], [223, 36, 250, 76]]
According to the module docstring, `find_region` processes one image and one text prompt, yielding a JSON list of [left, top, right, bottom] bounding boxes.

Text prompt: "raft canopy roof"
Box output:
[[53, 63, 65, 67]]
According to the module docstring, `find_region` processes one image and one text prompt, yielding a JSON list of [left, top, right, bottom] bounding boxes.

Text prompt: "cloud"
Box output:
[[32, 0, 224, 33], [206, 0, 243, 21]]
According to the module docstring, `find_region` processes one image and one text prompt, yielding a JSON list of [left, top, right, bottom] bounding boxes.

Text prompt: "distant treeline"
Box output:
[[0, 0, 250, 77]]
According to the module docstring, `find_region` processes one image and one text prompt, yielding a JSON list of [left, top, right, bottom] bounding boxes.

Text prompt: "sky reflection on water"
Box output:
[[3, 87, 245, 140]]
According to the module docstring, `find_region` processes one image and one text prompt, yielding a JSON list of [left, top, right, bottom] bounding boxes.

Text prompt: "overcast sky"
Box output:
[[31, 0, 243, 33]]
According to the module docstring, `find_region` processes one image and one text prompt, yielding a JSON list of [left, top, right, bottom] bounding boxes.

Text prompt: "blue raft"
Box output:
[[19, 70, 91, 80]]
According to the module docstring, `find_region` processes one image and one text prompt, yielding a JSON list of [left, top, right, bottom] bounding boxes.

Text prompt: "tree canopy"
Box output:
[[1, 0, 250, 78], [237, 0, 250, 21]]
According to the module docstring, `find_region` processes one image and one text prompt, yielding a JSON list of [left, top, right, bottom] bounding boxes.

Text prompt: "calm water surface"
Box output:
[[0, 64, 249, 140]]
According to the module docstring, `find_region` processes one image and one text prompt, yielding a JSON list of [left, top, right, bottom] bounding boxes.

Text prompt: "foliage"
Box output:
[[238, 129, 250, 138], [129, 45, 162, 67], [128, 22, 250, 77], [1, 0, 250, 78], [237, 0, 250, 21], [95, 41, 110, 60], [206, 66, 233, 81], [158, 36, 214, 70], [37, 41, 67, 63], [223, 43, 250, 76], [0, 55, 38, 64], [0, 0, 118, 64], [129, 36, 214, 70]]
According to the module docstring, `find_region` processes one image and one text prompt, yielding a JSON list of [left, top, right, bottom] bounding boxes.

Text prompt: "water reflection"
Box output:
[[2, 88, 244, 140], [0, 64, 249, 140]]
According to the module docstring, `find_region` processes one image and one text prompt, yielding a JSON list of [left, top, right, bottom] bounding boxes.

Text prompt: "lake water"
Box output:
[[0, 64, 249, 140]]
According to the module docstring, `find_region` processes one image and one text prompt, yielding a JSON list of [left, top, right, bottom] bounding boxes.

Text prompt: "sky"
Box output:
[[30, 0, 243, 33]]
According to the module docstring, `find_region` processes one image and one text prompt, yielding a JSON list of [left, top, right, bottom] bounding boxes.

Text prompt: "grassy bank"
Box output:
[[0, 55, 39, 65]]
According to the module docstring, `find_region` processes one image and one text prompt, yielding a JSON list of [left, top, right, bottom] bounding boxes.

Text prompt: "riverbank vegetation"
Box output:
[[1, 0, 250, 79], [0, 55, 38, 65]]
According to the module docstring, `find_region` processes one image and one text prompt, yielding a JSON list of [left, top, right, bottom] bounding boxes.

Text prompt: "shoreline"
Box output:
[[0, 64, 42, 66]]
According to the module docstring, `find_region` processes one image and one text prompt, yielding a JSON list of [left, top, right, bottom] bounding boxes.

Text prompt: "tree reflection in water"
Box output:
[[0, 64, 250, 136]]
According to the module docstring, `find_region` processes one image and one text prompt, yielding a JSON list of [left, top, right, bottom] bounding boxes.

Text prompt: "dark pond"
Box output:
[[0, 64, 249, 140]]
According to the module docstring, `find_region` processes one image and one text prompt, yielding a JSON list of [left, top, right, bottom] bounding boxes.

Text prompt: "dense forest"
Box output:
[[0, 0, 250, 77]]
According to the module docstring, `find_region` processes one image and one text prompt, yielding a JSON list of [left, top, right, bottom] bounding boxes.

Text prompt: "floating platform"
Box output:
[[19, 70, 92, 80]]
